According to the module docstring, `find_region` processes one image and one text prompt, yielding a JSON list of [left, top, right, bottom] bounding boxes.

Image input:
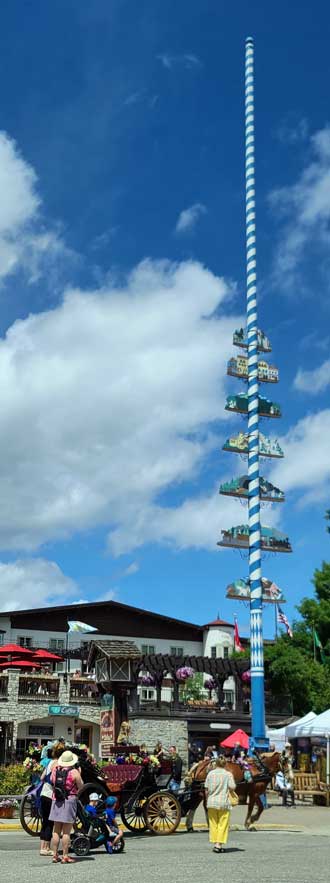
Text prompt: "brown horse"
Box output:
[[185, 752, 281, 830]]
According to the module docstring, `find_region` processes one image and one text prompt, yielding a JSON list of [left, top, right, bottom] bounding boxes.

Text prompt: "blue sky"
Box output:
[[0, 0, 329, 636]]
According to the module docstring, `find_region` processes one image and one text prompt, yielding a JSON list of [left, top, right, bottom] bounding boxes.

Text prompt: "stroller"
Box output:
[[71, 798, 125, 856]]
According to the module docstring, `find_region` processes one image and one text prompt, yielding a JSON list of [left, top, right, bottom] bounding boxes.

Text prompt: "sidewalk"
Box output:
[[192, 799, 330, 836], [2, 800, 330, 836]]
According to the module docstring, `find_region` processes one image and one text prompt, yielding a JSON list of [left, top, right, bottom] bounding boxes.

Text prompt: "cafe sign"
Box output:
[[48, 705, 80, 717]]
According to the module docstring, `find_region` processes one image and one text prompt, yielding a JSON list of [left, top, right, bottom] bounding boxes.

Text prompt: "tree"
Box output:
[[264, 638, 330, 715]]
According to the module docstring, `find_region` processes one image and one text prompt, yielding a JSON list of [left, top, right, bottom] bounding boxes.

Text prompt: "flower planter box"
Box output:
[[0, 806, 15, 818]]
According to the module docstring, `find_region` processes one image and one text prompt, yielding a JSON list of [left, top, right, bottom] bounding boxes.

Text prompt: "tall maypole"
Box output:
[[244, 36, 266, 748], [218, 37, 292, 752]]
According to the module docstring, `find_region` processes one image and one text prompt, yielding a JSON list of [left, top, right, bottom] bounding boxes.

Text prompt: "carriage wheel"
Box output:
[[19, 793, 42, 837], [121, 798, 148, 833], [144, 791, 181, 835]]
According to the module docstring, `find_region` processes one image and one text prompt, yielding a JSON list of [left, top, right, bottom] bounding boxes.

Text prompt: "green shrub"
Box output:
[[0, 764, 31, 795]]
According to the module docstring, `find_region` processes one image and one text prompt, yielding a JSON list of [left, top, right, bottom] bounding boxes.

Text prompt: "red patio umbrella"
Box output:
[[0, 643, 34, 655], [32, 648, 63, 661], [220, 728, 249, 750], [0, 659, 41, 669]]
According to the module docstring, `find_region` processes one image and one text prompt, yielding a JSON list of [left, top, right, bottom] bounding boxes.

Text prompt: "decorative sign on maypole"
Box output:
[[218, 37, 292, 751]]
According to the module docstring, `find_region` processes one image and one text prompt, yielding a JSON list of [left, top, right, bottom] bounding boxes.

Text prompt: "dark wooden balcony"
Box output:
[[69, 678, 100, 704], [18, 676, 60, 701]]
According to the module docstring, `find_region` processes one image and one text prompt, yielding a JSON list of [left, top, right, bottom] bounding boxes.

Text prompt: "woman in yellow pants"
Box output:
[[205, 756, 236, 853]]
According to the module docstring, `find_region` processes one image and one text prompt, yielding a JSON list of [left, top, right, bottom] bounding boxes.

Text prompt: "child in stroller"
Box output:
[[72, 793, 124, 855]]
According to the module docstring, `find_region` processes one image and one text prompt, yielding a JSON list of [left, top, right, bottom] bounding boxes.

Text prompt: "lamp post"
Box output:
[[245, 37, 268, 750]]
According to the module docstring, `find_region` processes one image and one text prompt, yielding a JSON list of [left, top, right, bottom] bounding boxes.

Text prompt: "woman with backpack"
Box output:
[[39, 742, 65, 856], [49, 750, 83, 864]]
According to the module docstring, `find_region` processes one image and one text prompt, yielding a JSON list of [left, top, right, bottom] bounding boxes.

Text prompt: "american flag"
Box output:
[[277, 605, 293, 638]]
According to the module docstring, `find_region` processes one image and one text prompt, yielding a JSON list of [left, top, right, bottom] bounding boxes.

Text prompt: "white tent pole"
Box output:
[[326, 735, 330, 786]]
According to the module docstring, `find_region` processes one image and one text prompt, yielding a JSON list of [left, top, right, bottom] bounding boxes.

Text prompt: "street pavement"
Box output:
[[0, 818, 329, 883]]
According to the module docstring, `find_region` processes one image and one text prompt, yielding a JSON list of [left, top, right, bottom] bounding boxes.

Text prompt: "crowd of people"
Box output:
[[28, 736, 296, 860]]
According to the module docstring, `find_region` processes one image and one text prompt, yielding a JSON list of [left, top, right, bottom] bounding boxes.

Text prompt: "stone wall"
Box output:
[[1, 671, 101, 750], [129, 717, 188, 766]]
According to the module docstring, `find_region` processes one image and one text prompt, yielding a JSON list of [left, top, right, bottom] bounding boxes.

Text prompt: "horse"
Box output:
[[185, 752, 281, 831]]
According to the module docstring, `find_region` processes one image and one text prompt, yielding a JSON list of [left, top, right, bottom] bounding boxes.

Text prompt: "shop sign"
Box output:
[[100, 703, 115, 757], [48, 705, 80, 716]]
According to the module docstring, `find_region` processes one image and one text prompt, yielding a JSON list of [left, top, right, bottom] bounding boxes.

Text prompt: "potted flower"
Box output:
[[205, 677, 217, 698], [139, 674, 156, 686], [0, 798, 18, 819], [176, 666, 194, 681]]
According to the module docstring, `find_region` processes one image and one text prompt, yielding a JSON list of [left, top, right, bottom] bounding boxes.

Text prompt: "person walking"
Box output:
[[168, 745, 183, 793], [205, 755, 236, 853], [49, 749, 83, 863], [281, 744, 295, 807], [39, 742, 64, 856]]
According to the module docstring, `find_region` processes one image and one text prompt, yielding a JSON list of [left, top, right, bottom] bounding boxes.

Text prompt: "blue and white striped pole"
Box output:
[[245, 37, 267, 749]]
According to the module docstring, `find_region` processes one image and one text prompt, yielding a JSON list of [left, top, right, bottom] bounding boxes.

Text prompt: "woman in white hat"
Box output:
[[49, 750, 83, 863]]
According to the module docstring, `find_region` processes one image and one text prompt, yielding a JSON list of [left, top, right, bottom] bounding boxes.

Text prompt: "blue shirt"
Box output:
[[85, 804, 97, 816], [105, 807, 117, 828]]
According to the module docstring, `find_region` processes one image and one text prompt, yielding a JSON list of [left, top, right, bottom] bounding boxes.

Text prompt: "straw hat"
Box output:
[[57, 750, 78, 768]]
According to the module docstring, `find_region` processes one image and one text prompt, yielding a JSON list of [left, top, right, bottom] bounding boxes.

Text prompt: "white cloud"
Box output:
[[175, 203, 207, 235], [107, 491, 281, 556], [276, 118, 309, 145], [269, 125, 330, 288], [0, 558, 77, 611], [0, 131, 71, 285], [270, 410, 330, 501], [0, 257, 242, 554], [294, 359, 330, 394], [122, 562, 139, 577], [157, 53, 201, 71]]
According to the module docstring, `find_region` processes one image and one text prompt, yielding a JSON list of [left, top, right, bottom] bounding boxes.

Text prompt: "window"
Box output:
[[223, 646, 229, 659], [28, 725, 54, 737], [18, 636, 32, 648], [141, 644, 155, 655], [224, 690, 234, 706], [210, 646, 217, 659], [49, 638, 65, 652], [0, 633, 4, 646], [141, 688, 155, 701], [170, 646, 183, 657]]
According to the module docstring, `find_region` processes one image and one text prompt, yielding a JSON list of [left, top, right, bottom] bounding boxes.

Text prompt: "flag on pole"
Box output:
[[313, 628, 326, 663], [234, 618, 244, 652], [277, 606, 293, 638], [67, 620, 98, 634]]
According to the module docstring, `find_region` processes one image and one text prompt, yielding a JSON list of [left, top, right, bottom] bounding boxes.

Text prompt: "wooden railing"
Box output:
[[18, 676, 60, 700], [69, 679, 99, 703]]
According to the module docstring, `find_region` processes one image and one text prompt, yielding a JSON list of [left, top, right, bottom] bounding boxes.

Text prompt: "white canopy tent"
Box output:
[[285, 711, 317, 739], [286, 710, 330, 784], [266, 725, 286, 751]]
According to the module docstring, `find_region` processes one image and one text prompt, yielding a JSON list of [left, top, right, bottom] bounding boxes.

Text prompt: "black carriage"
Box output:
[[20, 749, 201, 838]]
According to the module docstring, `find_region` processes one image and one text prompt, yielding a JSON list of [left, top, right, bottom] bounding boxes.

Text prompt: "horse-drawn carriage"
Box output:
[[20, 748, 201, 838]]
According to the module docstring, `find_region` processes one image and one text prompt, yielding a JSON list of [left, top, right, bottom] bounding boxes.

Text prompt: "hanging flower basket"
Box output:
[[139, 674, 156, 686], [205, 677, 217, 691], [176, 666, 194, 681], [241, 670, 251, 682]]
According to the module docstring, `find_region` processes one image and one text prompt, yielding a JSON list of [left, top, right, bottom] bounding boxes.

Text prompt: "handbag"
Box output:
[[229, 789, 239, 807]]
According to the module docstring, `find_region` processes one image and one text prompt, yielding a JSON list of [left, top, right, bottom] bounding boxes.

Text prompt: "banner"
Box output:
[[100, 700, 115, 758]]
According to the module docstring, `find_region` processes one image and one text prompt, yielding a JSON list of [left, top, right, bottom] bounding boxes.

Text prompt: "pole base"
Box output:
[[249, 736, 269, 753]]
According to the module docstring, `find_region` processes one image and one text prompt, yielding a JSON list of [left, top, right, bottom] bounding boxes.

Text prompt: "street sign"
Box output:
[[209, 723, 231, 730]]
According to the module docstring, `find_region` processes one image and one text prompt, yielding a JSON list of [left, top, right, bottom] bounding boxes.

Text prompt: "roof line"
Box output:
[[2, 597, 203, 632]]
